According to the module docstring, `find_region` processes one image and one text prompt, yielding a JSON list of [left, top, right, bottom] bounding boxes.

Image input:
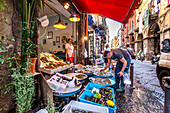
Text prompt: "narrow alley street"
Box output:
[[1, 0, 170, 112], [133, 60, 163, 94], [115, 60, 164, 113]]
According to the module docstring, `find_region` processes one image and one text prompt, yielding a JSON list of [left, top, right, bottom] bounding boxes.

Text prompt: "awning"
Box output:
[[73, 0, 140, 23]]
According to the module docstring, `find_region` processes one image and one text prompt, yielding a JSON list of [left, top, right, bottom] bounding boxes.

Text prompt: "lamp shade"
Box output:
[[69, 13, 80, 22], [53, 17, 66, 29]]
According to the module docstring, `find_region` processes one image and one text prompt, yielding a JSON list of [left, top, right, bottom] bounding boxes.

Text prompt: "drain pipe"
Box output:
[[162, 76, 170, 113]]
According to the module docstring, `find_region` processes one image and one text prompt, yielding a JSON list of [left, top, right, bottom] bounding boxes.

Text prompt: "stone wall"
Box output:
[[158, 7, 170, 47], [143, 38, 156, 60], [160, 29, 170, 42], [0, 0, 21, 112]]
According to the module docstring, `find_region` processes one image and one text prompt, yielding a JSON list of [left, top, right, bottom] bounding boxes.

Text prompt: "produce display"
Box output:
[[39, 53, 116, 112], [93, 71, 114, 77], [75, 69, 93, 73], [44, 62, 67, 69], [75, 74, 87, 79], [76, 64, 84, 68], [40, 52, 68, 69], [64, 73, 88, 83], [84, 87, 115, 108]]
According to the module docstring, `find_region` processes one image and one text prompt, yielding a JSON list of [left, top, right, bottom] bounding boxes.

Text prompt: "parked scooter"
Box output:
[[136, 53, 140, 60], [151, 54, 160, 64]]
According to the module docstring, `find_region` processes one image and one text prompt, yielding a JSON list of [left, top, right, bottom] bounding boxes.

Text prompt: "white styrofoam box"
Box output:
[[62, 100, 109, 113], [36, 109, 48, 113]]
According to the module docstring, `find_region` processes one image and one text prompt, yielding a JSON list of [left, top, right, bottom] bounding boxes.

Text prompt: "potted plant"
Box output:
[[27, 40, 38, 73]]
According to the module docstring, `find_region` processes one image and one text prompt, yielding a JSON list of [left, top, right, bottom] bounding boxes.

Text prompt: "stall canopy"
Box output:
[[73, 0, 140, 24]]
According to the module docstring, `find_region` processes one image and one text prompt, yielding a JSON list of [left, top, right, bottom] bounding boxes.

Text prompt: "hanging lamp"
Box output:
[[53, 16, 66, 29], [69, 13, 80, 22], [64, 2, 70, 10], [45, 3, 66, 29]]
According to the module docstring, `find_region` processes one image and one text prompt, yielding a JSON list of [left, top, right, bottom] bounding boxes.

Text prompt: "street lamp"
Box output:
[[84, 36, 88, 40]]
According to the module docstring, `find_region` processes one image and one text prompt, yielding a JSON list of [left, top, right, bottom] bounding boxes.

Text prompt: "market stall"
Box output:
[[39, 52, 74, 75], [39, 62, 117, 113]]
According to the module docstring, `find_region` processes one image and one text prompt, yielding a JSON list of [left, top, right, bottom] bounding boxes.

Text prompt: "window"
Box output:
[[132, 20, 134, 32], [127, 26, 129, 34]]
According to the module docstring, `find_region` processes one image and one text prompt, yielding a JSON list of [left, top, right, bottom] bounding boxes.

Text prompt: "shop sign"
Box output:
[[161, 0, 170, 10], [88, 15, 93, 26], [144, 8, 149, 29]]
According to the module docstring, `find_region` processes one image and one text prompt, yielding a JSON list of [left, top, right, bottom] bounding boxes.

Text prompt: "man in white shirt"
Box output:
[[65, 38, 74, 63]]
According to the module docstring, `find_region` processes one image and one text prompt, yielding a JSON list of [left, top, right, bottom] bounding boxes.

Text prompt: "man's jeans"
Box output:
[[114, 59, 131, 88]]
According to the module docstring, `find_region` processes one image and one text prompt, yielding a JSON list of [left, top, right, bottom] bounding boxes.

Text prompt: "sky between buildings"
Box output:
[[106, 18, 121, 45]]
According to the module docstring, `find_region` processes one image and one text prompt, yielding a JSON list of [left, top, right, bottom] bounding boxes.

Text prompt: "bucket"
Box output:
[[14, 57, 37, 74]]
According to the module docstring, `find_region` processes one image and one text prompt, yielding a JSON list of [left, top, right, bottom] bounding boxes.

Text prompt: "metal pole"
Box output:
[[163, 76, 170, 113], [130, 63, 135, 89]]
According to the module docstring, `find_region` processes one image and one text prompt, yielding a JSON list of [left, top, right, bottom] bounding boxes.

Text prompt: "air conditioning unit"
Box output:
[[38, 15, 49, 28]]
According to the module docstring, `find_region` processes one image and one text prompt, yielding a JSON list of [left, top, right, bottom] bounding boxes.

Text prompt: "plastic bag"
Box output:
[[123, 73, 131, 85]]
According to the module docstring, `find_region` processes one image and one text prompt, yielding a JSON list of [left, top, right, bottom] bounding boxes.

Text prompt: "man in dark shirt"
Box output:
[[101, 49, 131, 92]]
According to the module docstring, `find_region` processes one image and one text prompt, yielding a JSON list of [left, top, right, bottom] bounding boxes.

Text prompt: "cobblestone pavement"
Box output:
[[115, 60, 164, 113]]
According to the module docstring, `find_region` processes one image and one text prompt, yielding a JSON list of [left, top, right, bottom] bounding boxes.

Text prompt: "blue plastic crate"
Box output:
[[79, 91, 116, 113], [84, 82, 108, 91], [84, 83, 115, 98]]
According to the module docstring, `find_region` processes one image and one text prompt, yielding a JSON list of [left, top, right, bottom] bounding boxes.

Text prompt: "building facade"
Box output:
[[121, 0, 170, 60]]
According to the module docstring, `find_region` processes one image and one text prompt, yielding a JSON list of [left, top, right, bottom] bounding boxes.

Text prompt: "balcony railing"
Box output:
[[129, 29, 134, 35]]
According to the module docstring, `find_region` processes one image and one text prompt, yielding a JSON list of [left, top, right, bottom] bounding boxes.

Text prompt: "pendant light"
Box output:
[[69, 13, 80, 22], [64, 2, 70, 10], [53, 16, 66, 29], [45, 3, 66, 29]]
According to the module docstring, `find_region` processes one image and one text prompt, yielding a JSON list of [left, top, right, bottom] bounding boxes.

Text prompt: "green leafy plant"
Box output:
[[11, 65, 35, 113], [0, 33, 15, 66], [28, 39, 38, 58], [0, 0, 14, 66], [45, 94, 56, 113], [0, 0, 8, 24], [12, 0, 53, 112], [17, 0, 53, 74]]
